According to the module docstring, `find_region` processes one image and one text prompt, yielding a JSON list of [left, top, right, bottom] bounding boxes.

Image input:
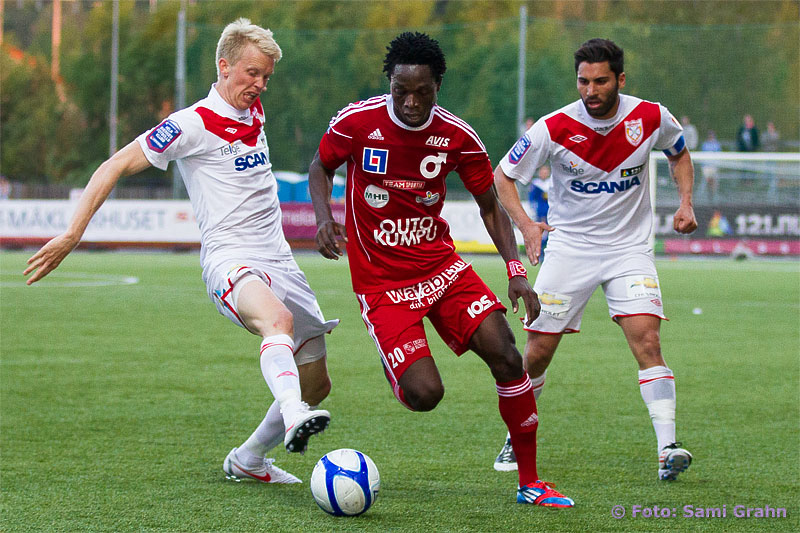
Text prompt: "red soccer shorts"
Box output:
[[356, 261, 506, 406]]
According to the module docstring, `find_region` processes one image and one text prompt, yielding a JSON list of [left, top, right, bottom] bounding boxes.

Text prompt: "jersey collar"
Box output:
[[207, 84, 255, 125], [385, 94, 435, 131]]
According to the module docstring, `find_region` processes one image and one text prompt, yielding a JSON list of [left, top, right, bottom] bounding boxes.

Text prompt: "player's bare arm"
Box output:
[[493, 165, 554, 267], [474, 187, 540, 324], [667, 148, 698, 234], [308, 150, 347, 259], [23, 142, 152, 285]]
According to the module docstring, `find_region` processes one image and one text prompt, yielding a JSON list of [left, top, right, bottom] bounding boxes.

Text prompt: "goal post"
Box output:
[[650, 151, 800, 256]]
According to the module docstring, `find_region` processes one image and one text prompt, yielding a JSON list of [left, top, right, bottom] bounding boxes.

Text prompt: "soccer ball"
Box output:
[[310, 448, 380, 516]]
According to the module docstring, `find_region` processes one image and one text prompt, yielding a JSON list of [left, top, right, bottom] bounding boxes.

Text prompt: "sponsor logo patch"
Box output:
[[621, 164, 644, 177], [364, 184, 390, 208], [425, 135, 450, 148], [402, 338, 428, 355], [568, 134, 588, 143], [374, 216, 437, 247], [368, 128, 384, 140], [387, 260, 469, 308], [539, 292, 571, 318], [415, 191, 440, 206], [234, 151, 269, 172], [508, 134, 531, 164], [561, 161, 584, 176], [363, 147, 388, 174], [419, 152, 447, 179], [626, 275, 661, 299], [467, 294, 497, 319], [383, 179, 425, 190], [593, 124, 615, 133], [570, 176, 641, 194], [146, 119, 182, 153]]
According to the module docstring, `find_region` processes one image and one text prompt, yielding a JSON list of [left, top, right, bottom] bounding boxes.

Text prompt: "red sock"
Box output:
[[496, 375, 539, 485]]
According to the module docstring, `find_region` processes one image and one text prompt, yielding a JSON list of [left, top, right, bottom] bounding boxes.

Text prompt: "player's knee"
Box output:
[[403, 382, 444, 412], [491, 351, 525, 383], [637, 329, 662, 357], [251, 307, 294, 337], [475, 327, 525, 382], [273, 308, 294, 334]]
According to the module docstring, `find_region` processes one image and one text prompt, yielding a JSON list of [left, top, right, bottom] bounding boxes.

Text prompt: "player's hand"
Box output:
[[508, 275, 540, 327], [673, 204, 698, 234], [315, 220, 348, 260], [520, 221, 554, 266], [23, 233, 80, 285]]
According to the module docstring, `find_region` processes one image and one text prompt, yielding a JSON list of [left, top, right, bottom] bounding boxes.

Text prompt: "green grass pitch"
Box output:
[[1, 250, 798, 532]]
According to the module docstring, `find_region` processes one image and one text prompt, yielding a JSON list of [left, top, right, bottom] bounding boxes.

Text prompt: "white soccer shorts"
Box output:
[[205, 258, 338, 364], [525, 246, 667, 334]]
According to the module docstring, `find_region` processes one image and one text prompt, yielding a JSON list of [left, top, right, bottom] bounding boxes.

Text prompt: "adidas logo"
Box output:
[[520, 412, 539, 428], [368, 128, 384, 140]]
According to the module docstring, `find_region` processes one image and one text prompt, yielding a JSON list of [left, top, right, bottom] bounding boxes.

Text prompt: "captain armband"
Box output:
[[662, 135, 686, 157]]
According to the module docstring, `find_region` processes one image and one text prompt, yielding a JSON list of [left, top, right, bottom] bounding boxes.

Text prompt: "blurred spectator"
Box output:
[[735, 114, 760, 152], [761, 121, 780, 152], [680, 116, 699, 150], [700, 130, 722, 152], [0, 176, 10, 199], [528, 164, 551, 253], [519, 116, 535, 136], [700, 131, 721, 202]]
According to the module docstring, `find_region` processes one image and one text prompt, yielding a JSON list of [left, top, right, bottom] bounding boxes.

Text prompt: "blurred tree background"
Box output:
[[2, 0, 798, 191]]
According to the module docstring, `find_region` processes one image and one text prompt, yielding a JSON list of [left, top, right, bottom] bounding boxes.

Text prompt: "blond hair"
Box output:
[[215, 18, 282, 77]]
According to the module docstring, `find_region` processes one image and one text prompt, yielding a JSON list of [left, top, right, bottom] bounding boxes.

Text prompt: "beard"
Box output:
[[581, 85, 620, 119]]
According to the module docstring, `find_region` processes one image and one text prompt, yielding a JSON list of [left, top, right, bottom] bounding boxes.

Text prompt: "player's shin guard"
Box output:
[[497, 375, 539, 485], [260, 334, 302, 415], [638, 366, 677, 451]]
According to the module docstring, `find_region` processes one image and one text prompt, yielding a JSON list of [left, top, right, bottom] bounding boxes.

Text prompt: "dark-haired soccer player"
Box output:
[[492, 38, 696, 481], [308, 32, 573, 507]]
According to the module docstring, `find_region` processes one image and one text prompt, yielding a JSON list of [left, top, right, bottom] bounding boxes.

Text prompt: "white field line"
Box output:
[[0, 271, 139, 288]]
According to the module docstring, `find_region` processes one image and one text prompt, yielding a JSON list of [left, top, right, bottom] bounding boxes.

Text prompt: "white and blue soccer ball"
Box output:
[[310, 448, 380, 516]]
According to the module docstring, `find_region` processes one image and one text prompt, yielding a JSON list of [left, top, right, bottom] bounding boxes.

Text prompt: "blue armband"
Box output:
[[662, 135, 685, 157]]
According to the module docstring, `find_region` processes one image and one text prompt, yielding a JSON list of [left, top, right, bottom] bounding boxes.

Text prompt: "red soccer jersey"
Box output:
[[318, 94, 494, 293]]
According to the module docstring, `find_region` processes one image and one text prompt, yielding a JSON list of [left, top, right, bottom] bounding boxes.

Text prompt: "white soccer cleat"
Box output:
[[284, 405, 330, 454], [658, 442, 693, 481], [223, 448, 301, 484], [494, 436, 518, 471]]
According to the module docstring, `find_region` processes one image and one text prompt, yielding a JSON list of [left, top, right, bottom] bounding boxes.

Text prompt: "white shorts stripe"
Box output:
[[357, 293, 396, 384]]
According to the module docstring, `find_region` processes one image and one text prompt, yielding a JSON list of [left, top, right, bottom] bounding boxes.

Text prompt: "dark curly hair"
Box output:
[[383, 32, 447, 83], [574, 38, 624, 77]]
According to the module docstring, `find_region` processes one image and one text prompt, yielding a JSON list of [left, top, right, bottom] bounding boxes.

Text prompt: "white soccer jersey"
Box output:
[[500, 94, 684, 252], [136, 85, 292, 276]]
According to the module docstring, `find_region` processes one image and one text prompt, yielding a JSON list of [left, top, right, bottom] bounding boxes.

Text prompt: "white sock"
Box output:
[[638, 366, 677, 452], [238, 400, 284, 465], [531, 372, 546, 401], [259, 334, 303, 428]]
